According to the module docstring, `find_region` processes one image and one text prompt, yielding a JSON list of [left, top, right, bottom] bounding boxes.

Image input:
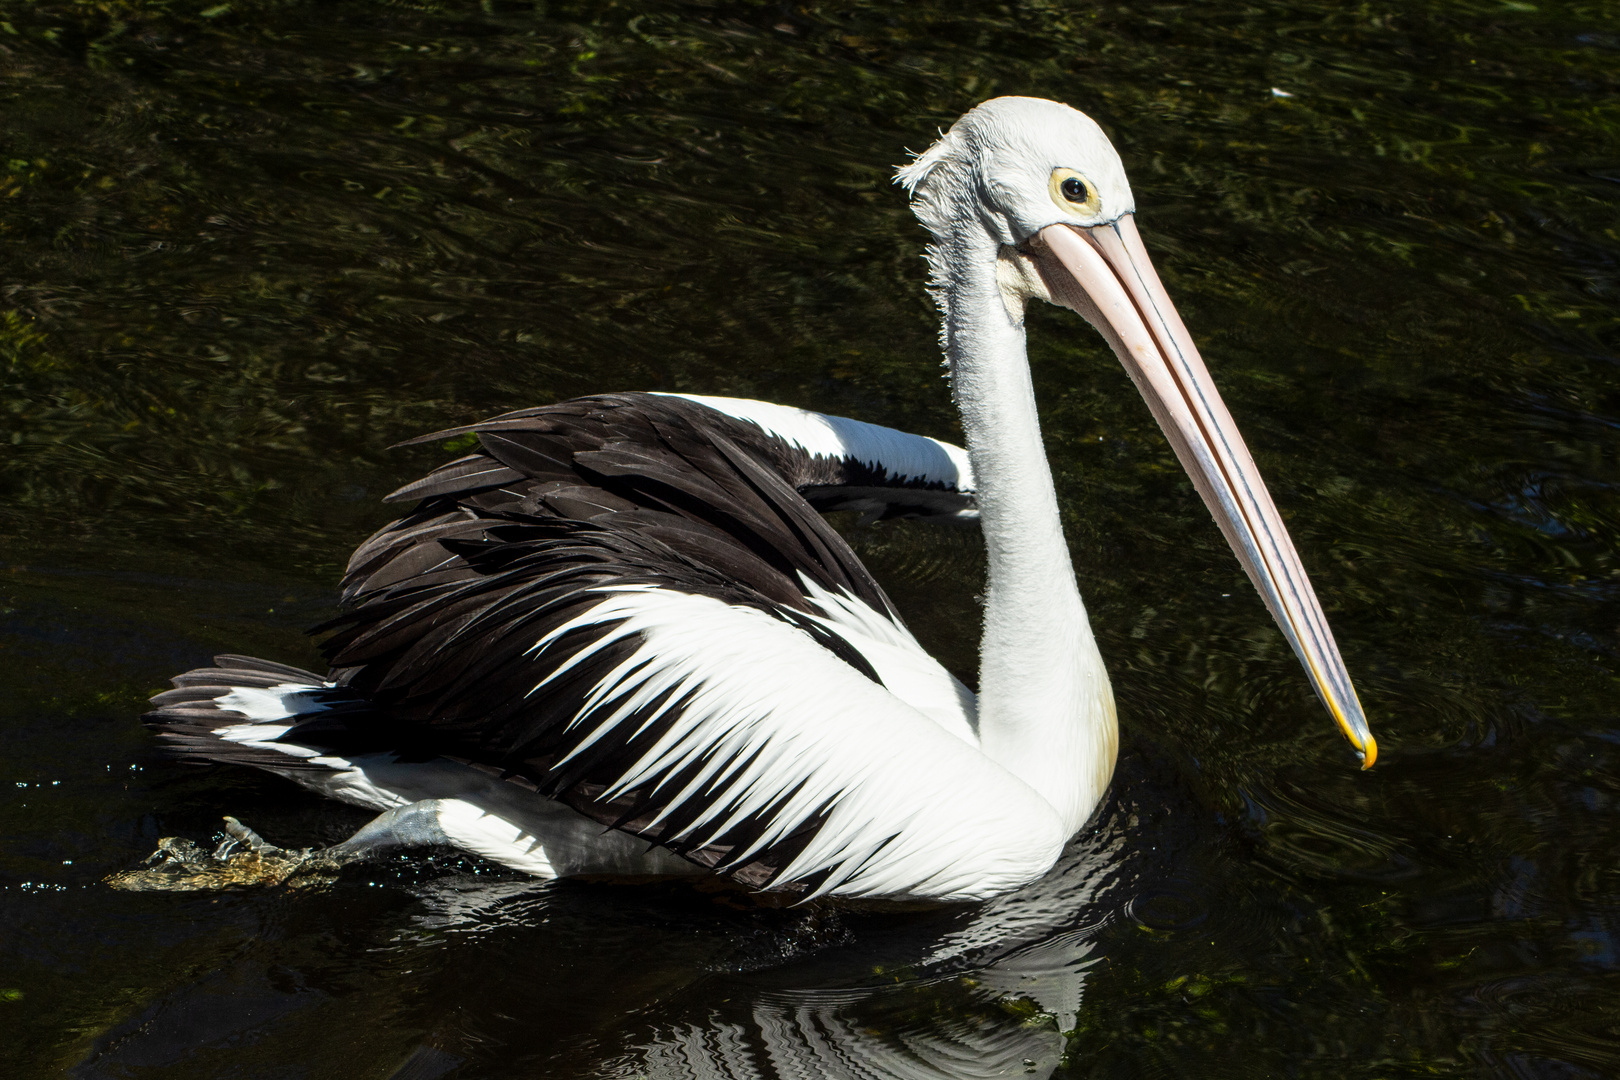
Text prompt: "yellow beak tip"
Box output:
[[1358, 737, 1378, 770]]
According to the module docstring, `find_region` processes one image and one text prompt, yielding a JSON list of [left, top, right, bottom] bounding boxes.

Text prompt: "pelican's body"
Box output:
[[135, 98, 1373, 902]]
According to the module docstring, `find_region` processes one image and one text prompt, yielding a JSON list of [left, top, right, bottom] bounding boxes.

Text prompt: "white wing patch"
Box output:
[[795, 575, 978, 746], [660, 393, 975, 493], [527, 584, 1063, 901]]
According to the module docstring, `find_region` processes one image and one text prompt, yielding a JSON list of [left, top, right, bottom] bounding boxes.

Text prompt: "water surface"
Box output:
[[2, 0, 1618, 1076]]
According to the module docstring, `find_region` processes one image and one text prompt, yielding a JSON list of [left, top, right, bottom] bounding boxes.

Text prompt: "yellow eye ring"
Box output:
[[1049, 168, 1101, 216]]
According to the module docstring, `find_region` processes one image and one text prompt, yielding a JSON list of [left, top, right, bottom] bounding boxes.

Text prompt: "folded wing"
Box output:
[[272, 394, 1052, 898]]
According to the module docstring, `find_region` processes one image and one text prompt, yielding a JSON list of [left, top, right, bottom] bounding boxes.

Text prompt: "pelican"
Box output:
[[128, 97, 1374, 903]]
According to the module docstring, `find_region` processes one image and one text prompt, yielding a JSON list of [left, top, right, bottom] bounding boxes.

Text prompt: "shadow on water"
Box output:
[[2, 0, 1619, 1076]]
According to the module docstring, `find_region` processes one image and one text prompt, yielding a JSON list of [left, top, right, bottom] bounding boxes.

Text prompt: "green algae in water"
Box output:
[[1, 0, 1619, 1076]]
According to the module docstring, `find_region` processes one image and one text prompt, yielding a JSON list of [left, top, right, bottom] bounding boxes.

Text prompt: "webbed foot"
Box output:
[[106, 816, 348, 892]]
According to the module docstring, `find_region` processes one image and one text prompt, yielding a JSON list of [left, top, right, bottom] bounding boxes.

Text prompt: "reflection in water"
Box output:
[[622, 821, 1124, 1080], [68, 817, 1125, 1080], [638, 1000, 1064, 1080]]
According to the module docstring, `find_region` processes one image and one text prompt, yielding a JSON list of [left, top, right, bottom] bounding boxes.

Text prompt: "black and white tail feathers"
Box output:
[[144, 655, 382, 772]]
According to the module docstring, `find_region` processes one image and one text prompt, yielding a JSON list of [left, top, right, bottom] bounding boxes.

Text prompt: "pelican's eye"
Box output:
[[1049, 168, 1101, 216]]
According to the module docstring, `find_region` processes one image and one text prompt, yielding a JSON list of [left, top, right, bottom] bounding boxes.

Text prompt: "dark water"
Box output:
[[2, 0, 1618, 1075]]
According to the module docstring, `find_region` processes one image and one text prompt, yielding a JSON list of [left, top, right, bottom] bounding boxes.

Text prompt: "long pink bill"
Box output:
[[1034, 216, 1376, 768]]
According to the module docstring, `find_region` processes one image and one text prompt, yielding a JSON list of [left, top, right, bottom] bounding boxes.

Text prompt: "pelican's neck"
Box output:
[[933, 227, 1117, 833]]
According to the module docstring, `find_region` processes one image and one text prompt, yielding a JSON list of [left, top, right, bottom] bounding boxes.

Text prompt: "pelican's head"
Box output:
[[897, 96, 1135, 245], [899, 97, 1377, 769]]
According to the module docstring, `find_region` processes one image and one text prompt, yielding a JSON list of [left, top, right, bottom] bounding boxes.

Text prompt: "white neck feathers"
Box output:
[[921, 210, 1117, 834]]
